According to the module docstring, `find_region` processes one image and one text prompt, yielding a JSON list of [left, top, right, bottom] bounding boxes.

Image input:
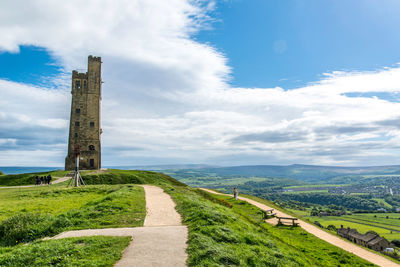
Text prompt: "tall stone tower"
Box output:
[[65, 56, 102, 170]]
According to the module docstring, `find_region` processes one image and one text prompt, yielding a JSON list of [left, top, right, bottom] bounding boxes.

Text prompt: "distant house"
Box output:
[[337, 226, 392, 251]]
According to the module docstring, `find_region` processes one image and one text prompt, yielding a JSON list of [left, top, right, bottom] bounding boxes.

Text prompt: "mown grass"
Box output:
[[0, 236, 130, 267], [82, 169, 186, 187], [0, 170, 69, 186], [0, 186, 107, 221], [162, 185, 374, 266], [0, 185, 145, 246]]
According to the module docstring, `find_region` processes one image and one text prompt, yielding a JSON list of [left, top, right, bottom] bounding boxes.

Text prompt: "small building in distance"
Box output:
[[337, 226, 392, 251], [65, 56, 102, 170]]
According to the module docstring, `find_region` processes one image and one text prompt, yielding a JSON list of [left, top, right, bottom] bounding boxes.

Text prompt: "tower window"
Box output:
[[90, 122, 95, 127], [75, 121, 80, 126], [76, 108, 80, 114], [74, 133, 78, 138], [90, 159, 95, 167], [83, 80, 87, 89], [75, 80, 81, 89], [88, 145, 95, 151]]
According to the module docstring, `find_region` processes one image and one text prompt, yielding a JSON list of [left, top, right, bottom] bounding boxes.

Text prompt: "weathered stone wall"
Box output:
[[65, 56, 102, 170]]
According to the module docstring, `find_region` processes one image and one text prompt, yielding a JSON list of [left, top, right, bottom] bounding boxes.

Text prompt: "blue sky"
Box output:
[[0, 46, 62, 86], [1, 0, 400, 167], [195, 0, 400, 88]]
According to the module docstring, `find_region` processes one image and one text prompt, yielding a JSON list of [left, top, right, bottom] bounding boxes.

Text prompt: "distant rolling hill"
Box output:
[[177, 164, 400, 182]]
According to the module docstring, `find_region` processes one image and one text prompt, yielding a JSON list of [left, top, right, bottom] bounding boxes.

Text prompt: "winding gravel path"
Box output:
[[53, 185, 188, 267], [200, 188, 399, 267]]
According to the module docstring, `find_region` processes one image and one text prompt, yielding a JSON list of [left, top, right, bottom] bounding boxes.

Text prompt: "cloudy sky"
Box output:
[[1, 0, 400, 167]]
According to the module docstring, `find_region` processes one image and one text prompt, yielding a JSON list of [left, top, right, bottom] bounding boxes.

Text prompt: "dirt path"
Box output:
[[142, 185, 182, 227], [53, 185, 188, 267], [200, 188, 399, 267]]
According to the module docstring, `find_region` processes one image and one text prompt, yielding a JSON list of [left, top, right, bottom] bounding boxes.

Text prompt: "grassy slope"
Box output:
[[0, 170, 69, 186], [219, 193, 376, 266], [163, 185, 374, 266], [0, 184, 145, 245], [0, 236, 130, 267]]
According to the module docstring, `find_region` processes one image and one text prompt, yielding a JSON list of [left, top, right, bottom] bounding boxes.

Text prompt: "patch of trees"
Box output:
[[266, 193, 382, 212], [384, 195, 400, 210]]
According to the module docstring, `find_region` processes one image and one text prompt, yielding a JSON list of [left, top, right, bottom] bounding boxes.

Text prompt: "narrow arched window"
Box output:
[[88, 145, 95, 151]]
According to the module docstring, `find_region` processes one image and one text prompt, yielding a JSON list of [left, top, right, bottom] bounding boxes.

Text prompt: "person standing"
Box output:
[[47, 174, 52, 185], [233, 187, 238, 200]]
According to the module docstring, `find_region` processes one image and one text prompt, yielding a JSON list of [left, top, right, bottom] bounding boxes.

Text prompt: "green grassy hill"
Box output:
[[0, 169, 378, 266], [0, 170, 69, 186]]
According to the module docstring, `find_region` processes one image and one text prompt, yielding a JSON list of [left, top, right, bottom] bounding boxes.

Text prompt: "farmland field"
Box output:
[[298, 212, 400, 241]]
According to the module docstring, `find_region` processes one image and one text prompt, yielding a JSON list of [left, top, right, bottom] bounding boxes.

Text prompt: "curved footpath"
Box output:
[[53, 185, 188, 267], [200, 188, 399, 267]]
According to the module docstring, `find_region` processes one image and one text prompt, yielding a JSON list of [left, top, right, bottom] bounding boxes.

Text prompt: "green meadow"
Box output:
[[0, 236, 131, 267], [0, 170, 70, 186]]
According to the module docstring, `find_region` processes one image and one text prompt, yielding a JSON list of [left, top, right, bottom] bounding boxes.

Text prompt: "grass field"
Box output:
[[0, 184, 146, 247], [0, 170, 70, 186], [284, 184, 350, 189], [0, 236, 130, 266], [0, 185, 146, 228], [283, 189, 329, 194], [292, 211, 400, 241]]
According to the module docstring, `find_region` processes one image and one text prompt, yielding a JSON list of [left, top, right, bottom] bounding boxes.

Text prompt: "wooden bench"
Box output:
[[277, 217, 299, 227], [261, 209, 276, 219]]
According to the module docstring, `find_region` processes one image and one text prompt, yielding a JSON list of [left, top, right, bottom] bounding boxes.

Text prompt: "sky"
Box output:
[[1, 0, 400, 167]]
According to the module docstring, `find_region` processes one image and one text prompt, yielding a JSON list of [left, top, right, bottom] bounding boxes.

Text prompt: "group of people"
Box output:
[[35, 175, 52, 185]]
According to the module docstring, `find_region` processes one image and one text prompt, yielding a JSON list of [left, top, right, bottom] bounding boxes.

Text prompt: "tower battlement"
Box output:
[[65, 56, 102, 170], [88, 55, 101, 62], [72, 71, 88, 79]]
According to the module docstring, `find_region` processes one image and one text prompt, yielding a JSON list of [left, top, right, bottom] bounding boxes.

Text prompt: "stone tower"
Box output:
[[65, 56, 102, 170]]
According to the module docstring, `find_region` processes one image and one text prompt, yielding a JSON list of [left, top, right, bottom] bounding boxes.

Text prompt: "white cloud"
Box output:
[[1, 0, 400, 166]]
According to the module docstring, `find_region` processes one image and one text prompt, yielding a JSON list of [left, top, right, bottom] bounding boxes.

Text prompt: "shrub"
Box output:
[[314, 221, 323, 228], [327, 225, 337, 231]]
